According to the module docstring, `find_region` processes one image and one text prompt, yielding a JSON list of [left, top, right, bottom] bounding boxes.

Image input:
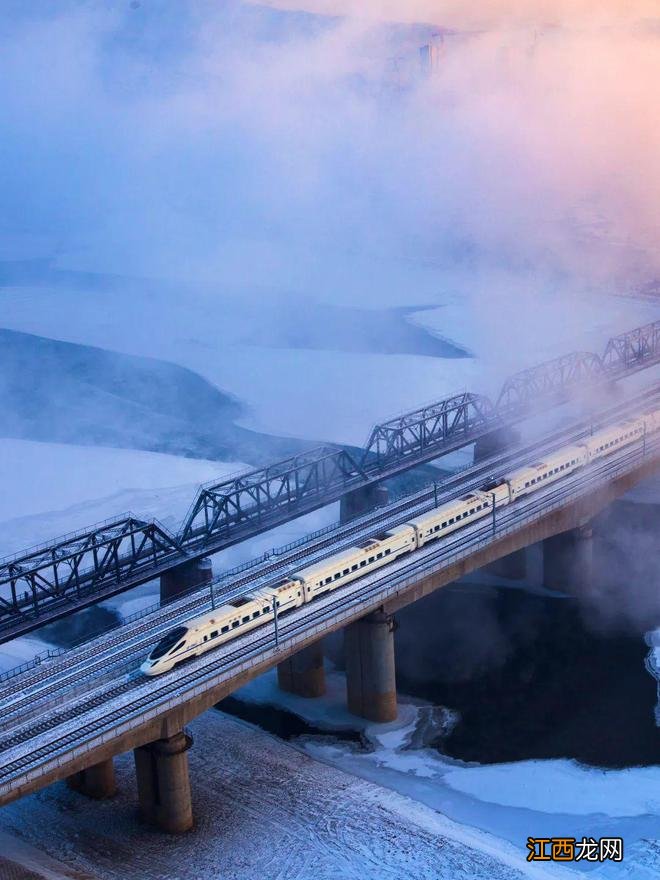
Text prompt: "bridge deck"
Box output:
[[0, 399, 658, 807], [0, 319, 658, 641]]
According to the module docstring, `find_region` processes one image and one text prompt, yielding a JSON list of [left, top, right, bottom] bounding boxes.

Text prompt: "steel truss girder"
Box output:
[[602, 319, 660, 371], [0, 517, 181, 621], [360, 392, 495, 467], [496, 351, 603, 416], [0, 317, 659, 639], [180, 446, 365, 544]]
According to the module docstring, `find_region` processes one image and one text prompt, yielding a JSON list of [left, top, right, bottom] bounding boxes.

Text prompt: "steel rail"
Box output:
[[2, 387, 657, 710], [2, 428, 658, 790], [1, 319, 658, 639], [1, 386, 659, 723]]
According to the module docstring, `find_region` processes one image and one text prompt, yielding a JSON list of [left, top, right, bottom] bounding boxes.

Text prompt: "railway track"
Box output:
[[1, 388, 658, 730], [3, 429, 658, 787]]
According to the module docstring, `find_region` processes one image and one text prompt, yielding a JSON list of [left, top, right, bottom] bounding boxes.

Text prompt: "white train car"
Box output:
[[407, 492, 491, 548], [478, 478, 512, 508], [296, 526, 416, 601], [140, 578, 303, 676], [142, 406, 660, 677], [506, 444, 587, 502], [581, 418, 646, 463]]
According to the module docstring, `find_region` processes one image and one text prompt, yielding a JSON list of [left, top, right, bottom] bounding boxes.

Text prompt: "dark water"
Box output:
[[395, 583, 660, 768], [217, 696, 368, 750], [220, 584, 659, 769]]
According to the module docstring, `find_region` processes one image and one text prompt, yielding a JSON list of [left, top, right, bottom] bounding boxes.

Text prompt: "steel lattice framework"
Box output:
[[496, 351, 603, 416], [361, 393, 495, 467], [0, 517, 182, 625], [1, 317, 659, 641], [180, 447, 364, 545], [602, 320, 660, 372]]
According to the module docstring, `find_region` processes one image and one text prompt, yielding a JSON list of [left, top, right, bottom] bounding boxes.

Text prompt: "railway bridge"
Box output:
[[0, 383, 658, 832], [1, 319, 659, 644]]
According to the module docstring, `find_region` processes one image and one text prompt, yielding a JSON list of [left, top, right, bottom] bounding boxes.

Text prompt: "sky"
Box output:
[[258, 0, 660, 29], [0, 0, 658, 296]]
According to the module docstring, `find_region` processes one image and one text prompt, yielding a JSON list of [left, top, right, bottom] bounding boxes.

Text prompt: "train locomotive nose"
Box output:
[[140, 659, 157, 676]]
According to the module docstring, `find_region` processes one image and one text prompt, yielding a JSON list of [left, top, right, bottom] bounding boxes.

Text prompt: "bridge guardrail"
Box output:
[[2, 431, 658, 797]]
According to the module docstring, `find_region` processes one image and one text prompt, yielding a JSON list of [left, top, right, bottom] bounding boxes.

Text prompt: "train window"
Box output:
[[367, 556, 373, 563], [325, 577, 332, 585], [232, 621, 240, 629], [343, 568, 349, 575], [449, 518, 454, 524], [385, 549, 391, 555], [242, 616, 250, 624], [333, 572, 340, 580], [211, 630, 219, 638], [222, 625, 229, 633], [360, 560, 366, 567], [252, 611, 260, 618], [352, 564, 359, 571], [297, 591, 301, 597], [263, 606, 270, 613], [149, 626, 188, 660], [203, 635, 208, 642], [442, 522, 447, 528]]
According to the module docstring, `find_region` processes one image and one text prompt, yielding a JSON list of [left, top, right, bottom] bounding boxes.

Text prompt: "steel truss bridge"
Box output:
[[1, 388, 659, 809], [1, 319, 658, 643]]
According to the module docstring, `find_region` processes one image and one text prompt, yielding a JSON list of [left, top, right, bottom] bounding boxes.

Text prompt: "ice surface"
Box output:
[[232, 668, 660, 877], [0, 635, 57, 675], [0, 440, 247, 555], [1, 274, 655, 447], [442, 761, 660, 817]]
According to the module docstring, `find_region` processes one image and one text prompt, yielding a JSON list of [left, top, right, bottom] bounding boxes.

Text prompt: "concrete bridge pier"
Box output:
[[67, 758, 116, 799], [543, 524, 594, 597], [134, 731, 193, 834], [277, 641, 325, 697], [340, 484, 389, 523], [160, 557, 213, 603], [275, 482, 389, 700], [345, 609, 397, 723]]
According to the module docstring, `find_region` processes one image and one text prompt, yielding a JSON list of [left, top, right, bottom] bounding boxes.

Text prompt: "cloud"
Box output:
[[0, 0, 658, 294], [257, 0, 660, 29]]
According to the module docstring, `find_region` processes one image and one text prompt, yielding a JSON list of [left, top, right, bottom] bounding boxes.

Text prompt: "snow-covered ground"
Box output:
[[230, 669, 660, 877], [0, 709, 570, 880], [2, 675, 657, 879]]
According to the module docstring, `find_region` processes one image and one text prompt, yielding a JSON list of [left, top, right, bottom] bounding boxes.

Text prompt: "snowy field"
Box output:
[[231, 669, 660, 878], [1, 685, 658, 879], [0, 710, 569, 880]]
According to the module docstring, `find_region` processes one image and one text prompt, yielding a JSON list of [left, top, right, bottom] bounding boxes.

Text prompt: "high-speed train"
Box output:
[[141, 407, 660, 676]]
